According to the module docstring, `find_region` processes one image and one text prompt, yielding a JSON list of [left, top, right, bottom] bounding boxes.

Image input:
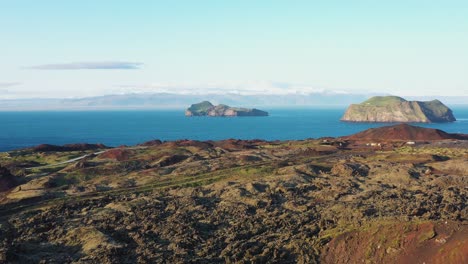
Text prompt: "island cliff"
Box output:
[[185, 101, 268, 117], [341, 96, 456, 123]]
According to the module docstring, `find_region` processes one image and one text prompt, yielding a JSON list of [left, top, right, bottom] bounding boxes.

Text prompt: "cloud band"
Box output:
[[0, 82, 21, 88], [28, 61, 143, 70]]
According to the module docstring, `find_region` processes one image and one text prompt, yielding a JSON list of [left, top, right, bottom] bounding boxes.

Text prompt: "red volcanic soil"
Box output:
[[32, 143, 107, 152], [321, 221, 468, 264], [0, 166, 18, 192], [344, 124, 467, 141], [97, 148, 132, 161]]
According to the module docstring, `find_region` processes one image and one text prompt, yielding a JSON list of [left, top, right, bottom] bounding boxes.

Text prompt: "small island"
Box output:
[[341, 96, 456, 123], [185, 101, 268, 117]]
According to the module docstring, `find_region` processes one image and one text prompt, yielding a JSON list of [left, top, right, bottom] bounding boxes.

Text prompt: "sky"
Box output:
[[1, 0, 467, 99]]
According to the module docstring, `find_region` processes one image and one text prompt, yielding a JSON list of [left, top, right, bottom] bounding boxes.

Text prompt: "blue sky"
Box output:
[[1, 0, 467, 98]]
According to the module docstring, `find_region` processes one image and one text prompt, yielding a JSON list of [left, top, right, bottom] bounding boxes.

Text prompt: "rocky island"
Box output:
[[185, 101, 268, 117], [341, 96, 456, 123]]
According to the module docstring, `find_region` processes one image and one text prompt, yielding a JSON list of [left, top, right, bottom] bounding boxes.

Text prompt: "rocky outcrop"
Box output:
[[185, 101, 268, 117], [341, 96, 456, 123]]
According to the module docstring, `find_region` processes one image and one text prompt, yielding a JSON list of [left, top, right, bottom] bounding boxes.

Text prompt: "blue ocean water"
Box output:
[[0, 107, 467, 152]]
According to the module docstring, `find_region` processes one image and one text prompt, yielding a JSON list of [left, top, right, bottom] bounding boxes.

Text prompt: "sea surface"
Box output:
[[1, 107, 468, 152]]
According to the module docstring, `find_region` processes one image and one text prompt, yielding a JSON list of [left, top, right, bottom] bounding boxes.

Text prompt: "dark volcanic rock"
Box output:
[[156, 154, 190, 167], [32, 143, 107, 152], [0, 166, 18, 192]]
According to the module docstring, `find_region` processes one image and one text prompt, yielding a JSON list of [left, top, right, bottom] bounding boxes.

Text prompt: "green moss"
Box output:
[[362, 96, 407, 106]]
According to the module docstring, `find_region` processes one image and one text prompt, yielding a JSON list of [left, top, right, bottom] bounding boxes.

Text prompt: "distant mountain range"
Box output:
[[0, 93, 466, 110]]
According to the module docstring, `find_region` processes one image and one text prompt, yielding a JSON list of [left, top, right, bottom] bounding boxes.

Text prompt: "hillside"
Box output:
[[345, 123, 468, 141], [0, 130, 467, 263], [341, 96, 456, 123]]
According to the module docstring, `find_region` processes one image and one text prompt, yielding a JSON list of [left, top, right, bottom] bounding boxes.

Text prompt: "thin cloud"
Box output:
[[27, 61, 143, 70], [0, 82, 21, 88], [114, 81, 328, 95]]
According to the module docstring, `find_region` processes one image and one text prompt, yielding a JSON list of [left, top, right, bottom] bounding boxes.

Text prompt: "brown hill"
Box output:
[[97, 148, 132, 161], [345, 124, 467, 141]]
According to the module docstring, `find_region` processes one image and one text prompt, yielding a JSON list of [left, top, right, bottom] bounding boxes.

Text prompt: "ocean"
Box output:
[[1, 107, 468, 152]]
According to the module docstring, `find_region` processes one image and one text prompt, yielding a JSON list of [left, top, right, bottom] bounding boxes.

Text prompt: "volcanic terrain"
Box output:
[[0, 125, 466, 263]]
